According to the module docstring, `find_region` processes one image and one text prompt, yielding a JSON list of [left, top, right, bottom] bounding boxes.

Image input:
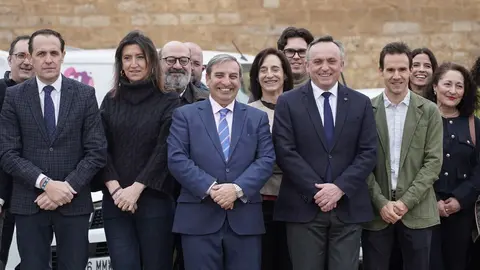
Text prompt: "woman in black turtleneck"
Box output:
[[99, 30, 179, 270]]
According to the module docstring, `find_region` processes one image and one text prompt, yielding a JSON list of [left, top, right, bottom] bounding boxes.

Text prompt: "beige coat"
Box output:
[[248, 100, 282, 196]]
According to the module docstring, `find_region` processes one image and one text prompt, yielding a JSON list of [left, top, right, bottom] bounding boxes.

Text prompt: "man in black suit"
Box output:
[[0, 29, 107, 270], [0, 34, 34, 269], [273, 35, 377, 270]]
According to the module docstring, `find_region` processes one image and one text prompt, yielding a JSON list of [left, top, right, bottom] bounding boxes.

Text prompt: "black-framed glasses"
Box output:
[[11, 52, 31, 61], [283, 49, 307, 58], [163, 56, 190, 66]]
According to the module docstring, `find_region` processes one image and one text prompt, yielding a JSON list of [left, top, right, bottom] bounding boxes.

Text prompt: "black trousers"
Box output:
[[287, 209, 362, 270], [262, 200, 291, 270], [362, 221, 432, 270], [430, 208, 474, 270], [103, 194, 175, 270], [15, 211, 90, 270]]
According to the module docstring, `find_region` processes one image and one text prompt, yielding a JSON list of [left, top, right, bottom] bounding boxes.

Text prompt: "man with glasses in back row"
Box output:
[[277, 26, 315, 88], [248, 26, 315, 102], [0, 35, 34, 270]]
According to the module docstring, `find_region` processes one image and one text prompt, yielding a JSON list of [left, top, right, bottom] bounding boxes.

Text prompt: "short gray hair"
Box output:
[[205, 54, 243, 78], [306, 35, 345, 61]]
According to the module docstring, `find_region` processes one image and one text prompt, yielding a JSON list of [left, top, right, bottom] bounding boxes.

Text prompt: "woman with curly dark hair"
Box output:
[[425, 62, 480, 270]]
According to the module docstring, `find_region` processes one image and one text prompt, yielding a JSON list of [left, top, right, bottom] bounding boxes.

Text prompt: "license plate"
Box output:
[[86, 257, 112, 270]]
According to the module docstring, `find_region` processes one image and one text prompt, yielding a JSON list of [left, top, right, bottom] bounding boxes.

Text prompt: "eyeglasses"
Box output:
[[11, 52, 31, 61], [283, 49, 307, 58], [163, 56, 190, 66]]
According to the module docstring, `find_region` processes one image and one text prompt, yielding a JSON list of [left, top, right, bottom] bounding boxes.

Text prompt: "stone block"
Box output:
[[217, 13, 242, 25], [152, 14, 179, 26], [82, 16, 111, 27], [383, 22, 421, 34], [180, 14, 216, 25]]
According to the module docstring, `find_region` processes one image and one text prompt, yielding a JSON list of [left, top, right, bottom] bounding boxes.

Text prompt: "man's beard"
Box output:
[[164, 72, 190, 93]]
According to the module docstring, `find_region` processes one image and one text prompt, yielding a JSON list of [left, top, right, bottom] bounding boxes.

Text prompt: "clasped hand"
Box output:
[[35, 180, 77, 210], [113, 183, 144, 213], [437, 197, 461, 217], [380, 201, 408, 224], [314, 183, 343, 212], [210, 184, 237, 210]]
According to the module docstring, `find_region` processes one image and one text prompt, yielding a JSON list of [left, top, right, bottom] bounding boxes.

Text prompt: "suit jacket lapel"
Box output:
[[26, 79, 50, 145], [52, 76, 73, 143], [228, 101, 247, 161], [331, 85, 349, 149], [302, 82, 328, 151], [399, 94, 423, 169], [372, 95, 391, 170], [198, 100, 225, 161]]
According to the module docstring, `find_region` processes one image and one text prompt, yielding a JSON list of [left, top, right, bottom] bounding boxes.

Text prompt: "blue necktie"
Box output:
[[43, 85, 56, 140], [218, 108, 230, 161], [322, 92, 334, 182]]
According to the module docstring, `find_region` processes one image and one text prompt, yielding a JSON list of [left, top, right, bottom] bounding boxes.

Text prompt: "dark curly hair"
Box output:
[[426, 62, 479, 117]]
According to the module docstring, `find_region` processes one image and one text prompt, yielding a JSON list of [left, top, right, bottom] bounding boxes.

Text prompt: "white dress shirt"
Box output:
[[312, 81, 338, 126], [35, 75, 62, 189], [384, 91, 410, 190], [209, 95, 234, 138]]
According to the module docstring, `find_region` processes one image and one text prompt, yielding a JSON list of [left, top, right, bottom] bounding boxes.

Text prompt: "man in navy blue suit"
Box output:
[[167, 54, 275, 270], [273, 35, 378, 270]]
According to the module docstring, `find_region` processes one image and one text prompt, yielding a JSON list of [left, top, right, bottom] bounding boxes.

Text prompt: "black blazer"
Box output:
[[272, 81, 377, 224], [0, 75, 107, 215], [0, 73, 15, 209]]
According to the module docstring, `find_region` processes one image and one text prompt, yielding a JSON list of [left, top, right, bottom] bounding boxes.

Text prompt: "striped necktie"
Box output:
[[218, 108, 230, 161]]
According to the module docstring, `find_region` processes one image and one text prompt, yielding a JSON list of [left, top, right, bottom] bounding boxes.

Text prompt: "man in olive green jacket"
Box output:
[[362, 42, 443, 270]]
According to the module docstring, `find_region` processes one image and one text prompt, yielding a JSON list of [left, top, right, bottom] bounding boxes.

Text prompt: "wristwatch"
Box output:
[[234, 184, 244, 198]]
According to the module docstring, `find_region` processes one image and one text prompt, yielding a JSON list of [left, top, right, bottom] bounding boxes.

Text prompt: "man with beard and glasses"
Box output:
[[160, 41, 208, 270], [0, 35, 34, 270], [277, 26, 314, 88], [184, 42, 209, 92]]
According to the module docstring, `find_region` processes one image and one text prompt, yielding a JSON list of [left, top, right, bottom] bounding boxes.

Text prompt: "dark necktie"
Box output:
[[43, 85, 56, 140], [322, 92, 334, 182]]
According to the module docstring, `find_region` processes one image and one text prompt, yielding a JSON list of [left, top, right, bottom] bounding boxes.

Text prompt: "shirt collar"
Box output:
[[312, 81, 339, 100], [383, 90, 410, 108], [209, 95, 235, 114], [37, 75, 62, 94]]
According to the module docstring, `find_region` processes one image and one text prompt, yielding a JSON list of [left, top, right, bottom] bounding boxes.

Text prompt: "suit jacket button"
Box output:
[[226, 168, 230, 173], [329, 155, 332, 159], [49, 148, 53, 152], [444, 172, 449, 176]]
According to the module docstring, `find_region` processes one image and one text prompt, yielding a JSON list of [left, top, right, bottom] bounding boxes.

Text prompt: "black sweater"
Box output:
[[99, 79, 180, 198]]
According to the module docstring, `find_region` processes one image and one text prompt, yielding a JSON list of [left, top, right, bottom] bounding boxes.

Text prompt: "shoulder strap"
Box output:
[[469, 114, 476, 145]]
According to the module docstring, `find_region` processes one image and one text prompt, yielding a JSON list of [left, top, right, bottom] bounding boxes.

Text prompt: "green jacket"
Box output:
[[364, 92, 443, 231]]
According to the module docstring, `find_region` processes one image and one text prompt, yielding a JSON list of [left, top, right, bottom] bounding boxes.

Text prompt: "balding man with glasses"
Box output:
[[160, 41, 208, 270]]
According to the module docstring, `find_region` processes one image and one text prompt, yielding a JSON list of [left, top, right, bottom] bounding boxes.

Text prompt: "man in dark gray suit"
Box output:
[[0, 29, 107, 270]]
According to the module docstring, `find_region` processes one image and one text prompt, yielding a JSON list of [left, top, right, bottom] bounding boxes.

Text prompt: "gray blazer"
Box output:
[[0, 75, 107, 216]]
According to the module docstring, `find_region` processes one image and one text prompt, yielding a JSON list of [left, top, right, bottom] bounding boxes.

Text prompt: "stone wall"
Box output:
[[1, 0, 479, 88]]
